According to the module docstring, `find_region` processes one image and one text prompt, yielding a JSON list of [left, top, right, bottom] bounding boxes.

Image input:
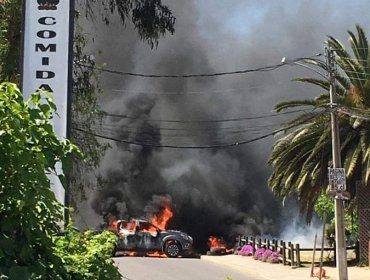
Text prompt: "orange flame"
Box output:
[[146, 251, 168, 258], [108, 219, 119, 231], [150, 206, 173, 230], [208, 236, 226, 249], [208, 236, 234, 253]]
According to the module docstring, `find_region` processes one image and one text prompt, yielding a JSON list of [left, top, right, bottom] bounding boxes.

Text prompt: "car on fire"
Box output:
[[113, 219, 193, 258]]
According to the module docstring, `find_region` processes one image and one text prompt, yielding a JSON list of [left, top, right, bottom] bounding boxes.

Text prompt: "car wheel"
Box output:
[[165, 241, 181, 258]]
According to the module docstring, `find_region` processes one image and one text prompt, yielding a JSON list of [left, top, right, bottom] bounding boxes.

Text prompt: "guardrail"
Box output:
[[236, 235, 359, 268]]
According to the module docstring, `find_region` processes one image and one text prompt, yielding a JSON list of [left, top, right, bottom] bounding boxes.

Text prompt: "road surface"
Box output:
[[114, 256, 264, 280]]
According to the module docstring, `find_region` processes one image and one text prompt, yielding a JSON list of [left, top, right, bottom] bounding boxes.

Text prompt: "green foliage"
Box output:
[[0, 0, 22, 82], [268, 26, 370, 220], [70, 19, 109, 205], [54, 228, 121, 280], [314, 194, 335, 222], [315, 194, 359, 243], [0, 83, 79, 279], [81, 0, 176, 48]]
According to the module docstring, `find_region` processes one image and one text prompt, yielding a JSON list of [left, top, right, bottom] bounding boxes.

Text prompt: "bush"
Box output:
[[238, 244, 254, 256], [260, 249, 272, 262], [252, 247, 281, 263], [54, 228, 121, 280], [0, 83, 78, 279], [0, 83, 120, 279], [267, 251, 281, 263], [254, 248, 265, 260]]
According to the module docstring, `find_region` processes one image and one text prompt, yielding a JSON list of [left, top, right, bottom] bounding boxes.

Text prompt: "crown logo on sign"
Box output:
[[38, 0, 60, 10]]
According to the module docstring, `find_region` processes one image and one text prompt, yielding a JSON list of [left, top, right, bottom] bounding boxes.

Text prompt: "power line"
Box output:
[[72, 126, 277, 149], [73, 120, 284, 132], [110, 81, 290, 95], [72, 111, 326, 149], [102, 109, 308, 124], [73, 124, 278, 138], [74, 54, 321, 79], [75, 62, 285, 78]]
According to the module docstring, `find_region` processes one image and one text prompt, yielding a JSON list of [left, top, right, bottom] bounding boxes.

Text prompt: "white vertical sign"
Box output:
[[22, 0, 73, 204], [328, 167, 346, 192]]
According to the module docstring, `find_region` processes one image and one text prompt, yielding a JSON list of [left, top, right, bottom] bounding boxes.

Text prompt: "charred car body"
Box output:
[[114, 219, 193, 257]]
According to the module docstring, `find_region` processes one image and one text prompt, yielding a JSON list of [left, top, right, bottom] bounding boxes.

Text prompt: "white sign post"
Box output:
[[22, 0, 74, 205], [328, 167, 346, 192]]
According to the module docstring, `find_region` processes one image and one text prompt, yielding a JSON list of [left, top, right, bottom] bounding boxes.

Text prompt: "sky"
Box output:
[[76, 0, 370, 247]]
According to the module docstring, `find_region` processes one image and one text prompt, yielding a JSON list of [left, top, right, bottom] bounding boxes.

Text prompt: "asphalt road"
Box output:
[[114, 256, 264, 280]]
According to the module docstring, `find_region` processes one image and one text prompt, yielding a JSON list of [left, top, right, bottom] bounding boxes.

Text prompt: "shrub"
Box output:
[[54, 228, 121, 280], [254, 248, 265, 260], [260, 249, 273, 262], [252, 247, 281, 263], [0, 83, 120, 279], [0, 83, 78, 279], [267, 251, 281, 263], [238, 244, 254, 256]]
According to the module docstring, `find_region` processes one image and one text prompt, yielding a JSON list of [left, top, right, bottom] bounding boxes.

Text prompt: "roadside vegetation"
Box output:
[[0, 83, 121, 279], [0, 0, 175, 278]]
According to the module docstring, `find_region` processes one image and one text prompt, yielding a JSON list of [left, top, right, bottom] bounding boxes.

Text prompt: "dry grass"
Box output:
[[300, 249, 357, 265]]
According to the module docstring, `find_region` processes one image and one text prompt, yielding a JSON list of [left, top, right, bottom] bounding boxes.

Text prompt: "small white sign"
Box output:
[[328, 168, 346, 192]]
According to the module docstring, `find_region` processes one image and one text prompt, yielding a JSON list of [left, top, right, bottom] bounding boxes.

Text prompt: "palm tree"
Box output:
[[268, 25, 370, 220]]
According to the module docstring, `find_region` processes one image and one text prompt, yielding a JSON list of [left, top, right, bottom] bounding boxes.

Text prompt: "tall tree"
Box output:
[[268, 25, 370, 220], [0, 0, 22, 82], [81, 0, 175, 48]]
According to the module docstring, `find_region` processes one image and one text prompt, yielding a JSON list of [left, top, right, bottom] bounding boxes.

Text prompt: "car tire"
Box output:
[[164, 241, 181, 258]]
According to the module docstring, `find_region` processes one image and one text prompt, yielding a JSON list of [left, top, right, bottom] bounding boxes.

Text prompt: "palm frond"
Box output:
[[276, 111, 328, 133], [335, 75, 352, 92], [315, 93, 330, 102], [273, 99, 318, 112], [348, 25, 368, 70], [336, 57, 365, 90], [293, 78, 330, 92], [364, 156, 370, 184], [344, 142, 362, 178], [327, 36, 352, 60]]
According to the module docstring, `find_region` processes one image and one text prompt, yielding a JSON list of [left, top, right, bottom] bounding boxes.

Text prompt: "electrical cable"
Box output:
[[73, 120, 286, 132], [102, 109, 307, 123], [73, 124, 279, 138], [74, 53, 322, 79], [110, 81, 290, 95], [72, 110, 327, 149], [72, 126, 277, 148], [75, 61, 285, 78]]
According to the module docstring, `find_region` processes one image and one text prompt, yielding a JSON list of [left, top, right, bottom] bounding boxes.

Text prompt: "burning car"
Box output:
[[114, 219, 193, 258]]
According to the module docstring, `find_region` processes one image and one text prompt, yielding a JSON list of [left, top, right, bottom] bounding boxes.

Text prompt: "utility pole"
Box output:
[[327, 47, 348, 280]]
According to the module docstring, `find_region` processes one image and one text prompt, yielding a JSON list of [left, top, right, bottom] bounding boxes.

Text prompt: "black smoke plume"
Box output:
[[78, 0, 370, 251]]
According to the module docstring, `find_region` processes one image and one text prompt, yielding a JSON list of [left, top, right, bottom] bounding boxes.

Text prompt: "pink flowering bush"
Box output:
[[254, 248, 266, 260], [252, 248, 281, 263], [238, 244, 254, 256], [261, 249, 273, 262], [267, 251, 281, 263]]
